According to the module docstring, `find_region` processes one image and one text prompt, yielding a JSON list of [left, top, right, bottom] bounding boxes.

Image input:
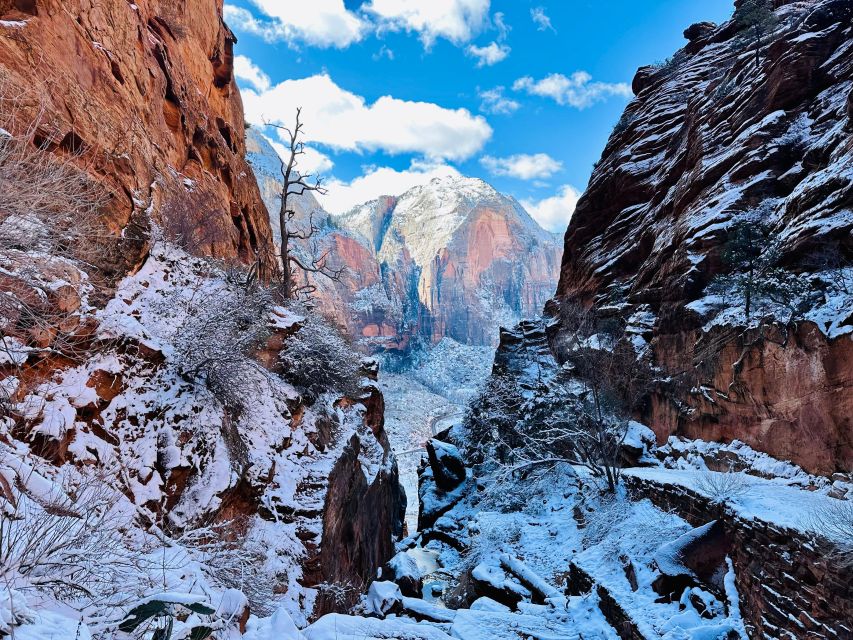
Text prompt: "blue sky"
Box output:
[[227, 0, 733, 230]]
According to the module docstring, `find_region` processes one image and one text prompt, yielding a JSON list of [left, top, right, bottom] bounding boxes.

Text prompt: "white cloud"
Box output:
[[224, 1, 367, 48], [233, 55, 271, 92], [372, 45, 395, 61], [466, 41, 510, 67], [364, 0, 490, 47], [513, 72, 632, 109], [320, 160, 461, 214], [242, 73, 492, 161], [493, 11, 510, 41], [530, 7, 555, 32], [478, 86, 520, 115], [481, 153, 562, 180], [521, 185, 581, 232]]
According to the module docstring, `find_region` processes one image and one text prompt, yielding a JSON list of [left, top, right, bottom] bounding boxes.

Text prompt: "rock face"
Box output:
[[247, 131, 563, 352], [0, 0, 273, 272], [550, 0, 853, 475], [626, 475, 853, 639]]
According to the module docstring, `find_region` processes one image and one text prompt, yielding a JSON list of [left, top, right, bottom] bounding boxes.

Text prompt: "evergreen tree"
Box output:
[[735, 0, 778, 69]]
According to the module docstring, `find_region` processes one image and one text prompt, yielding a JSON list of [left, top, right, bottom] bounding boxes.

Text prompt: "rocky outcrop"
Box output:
[[625, 475, 853, 639], [247, 131, 563, 353], [550, 0, 853, 474], [0, 0, 273, 273]]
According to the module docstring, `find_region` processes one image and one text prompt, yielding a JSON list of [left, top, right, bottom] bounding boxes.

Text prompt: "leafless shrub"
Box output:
[[0, 72, 113, 371], [170, 278, 273, 416], [0, 466, 148, 611], [278, 305, 362, 404], [0, 73, 110, 261], [580, 493, 633, 549], [179, 519, 279, 616], [809, 499, 853, 569], [694, 469, 750, 504], [317, 579, 366, 611], [160, 185, 235, 259]]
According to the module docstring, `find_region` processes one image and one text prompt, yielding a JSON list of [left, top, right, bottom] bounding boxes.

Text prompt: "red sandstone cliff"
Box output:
[[549, 0, 853, 475], [0, 0, 273, 271], [0, 0, 403, 623]]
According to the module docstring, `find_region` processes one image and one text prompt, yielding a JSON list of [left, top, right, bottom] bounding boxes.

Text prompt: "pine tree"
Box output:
[[735, 0, 778, 70]]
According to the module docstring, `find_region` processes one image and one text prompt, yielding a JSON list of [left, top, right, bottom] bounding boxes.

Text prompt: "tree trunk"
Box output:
[[279, 202, 291, 300]]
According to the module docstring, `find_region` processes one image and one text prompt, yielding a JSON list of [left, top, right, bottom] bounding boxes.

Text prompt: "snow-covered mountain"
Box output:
[[247, 131, 564, 352]]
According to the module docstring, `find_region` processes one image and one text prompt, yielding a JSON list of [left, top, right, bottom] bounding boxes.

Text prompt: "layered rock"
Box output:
[[550, 0, 853, 475], [0, 0, 273, 272], [247, 131, 563, 352]]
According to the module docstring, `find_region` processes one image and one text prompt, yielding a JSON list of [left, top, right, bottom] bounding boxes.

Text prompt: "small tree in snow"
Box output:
[[265, 108, 343, 299], [710, 220, 814, 322], [735, 0, 778, 70]]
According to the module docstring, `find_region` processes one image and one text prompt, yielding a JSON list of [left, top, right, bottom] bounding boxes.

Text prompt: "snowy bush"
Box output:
[[169, 277, 273, 415], [694, 469, 750, 504], [179, 518, 280, 617], [0, 467, 148, 614], [809, 499, 853, 569], [279, 306, 362, 403], [0, 74, 114, 367]]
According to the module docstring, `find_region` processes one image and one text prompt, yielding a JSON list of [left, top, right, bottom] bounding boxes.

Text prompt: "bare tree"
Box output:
[[265, 108, 343, 299], [485, 304, 652, 493]]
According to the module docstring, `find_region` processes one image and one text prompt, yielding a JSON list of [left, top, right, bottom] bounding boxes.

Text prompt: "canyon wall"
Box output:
[[549, 0, 853, 475], [0, 0, 273, 272], [0, 0, 403, 623]]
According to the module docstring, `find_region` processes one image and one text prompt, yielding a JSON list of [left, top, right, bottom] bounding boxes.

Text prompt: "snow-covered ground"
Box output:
[[380, 339, 494, 531]]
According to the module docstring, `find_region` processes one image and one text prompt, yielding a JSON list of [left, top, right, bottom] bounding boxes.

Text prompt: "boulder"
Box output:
[[683, 21, 716, 41], [652, 520, 730, 601], [363, 581, 403, 618], [380, 552, 423, 598], [426, 439, 466, 492]]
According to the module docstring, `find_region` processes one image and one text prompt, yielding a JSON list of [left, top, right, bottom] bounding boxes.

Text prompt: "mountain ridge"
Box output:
[[246, 129, 564, 351]]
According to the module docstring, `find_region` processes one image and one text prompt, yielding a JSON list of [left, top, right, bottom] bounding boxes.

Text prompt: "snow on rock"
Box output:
[[425, 439, 466, 492], [551, 0, 853, 476], [363, 581, 403, 618], [624, 467, 849, 540], [303, 613, 453, 640], [381, 552, 423, 597]]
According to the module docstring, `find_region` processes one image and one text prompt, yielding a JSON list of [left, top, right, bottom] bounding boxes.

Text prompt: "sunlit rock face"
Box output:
[[0, 0, 274, 274], [247, 131, 563, 352], [549, 0, 853, 475]]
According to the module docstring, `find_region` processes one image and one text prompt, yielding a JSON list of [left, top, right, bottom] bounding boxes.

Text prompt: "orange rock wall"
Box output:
[[0, 0, 273, 272]]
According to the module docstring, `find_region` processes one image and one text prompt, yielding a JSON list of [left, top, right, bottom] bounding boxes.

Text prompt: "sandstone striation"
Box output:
[[550, 0, 853, 474], [0, 0, 273, 272]]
